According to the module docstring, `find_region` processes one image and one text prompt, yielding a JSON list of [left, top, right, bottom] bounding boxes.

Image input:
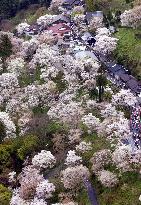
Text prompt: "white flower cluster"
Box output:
[[0, 112, 16, 139], [120, 6, 141, 29], [89, 16, 103, 31], [100, 115, 131, 141], [8, 171, 16, 183], [112, 89, 137, 107], [16, 22, 30, 36], [36, 180, 55, 199], [10, 165, 55, 205], [100, 103, 121, 118], [73, 14, 85, 25], [32, 150, 56, 169], [81, 113, 100, 132], [11, 192, 48, 205], [7, 57, 25, 76], [76, 141, 92, 153], [37, 30, 57, 45], [25, 82, 56, 109], [37, 14, 57, 27], [61, 164, 90, 189], [48, 101, 84, 126], [112, 144, 132, 172], [90, 149, 111, 174], [65, 150, 82, 166], [94, 27, 118, 54], [0, 73, 19, 90], [22, 38, 39, 59], [98, 170, 119, 188]]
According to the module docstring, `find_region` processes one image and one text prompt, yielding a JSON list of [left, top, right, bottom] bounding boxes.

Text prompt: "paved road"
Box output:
[[83, 177, 99, 205]]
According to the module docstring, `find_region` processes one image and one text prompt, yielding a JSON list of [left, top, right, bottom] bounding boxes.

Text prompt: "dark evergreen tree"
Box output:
[[0, 0, 19, 19], [96, 74, 107, 102], [0, 34, 13, 68]]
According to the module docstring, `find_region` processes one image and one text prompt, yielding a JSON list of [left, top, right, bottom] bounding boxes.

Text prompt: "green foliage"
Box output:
[[19, 73, 32, 87], [0, 0, 19, 18], [82, 133, 111, 163], [85, 0, 95, 11], [52, 72, 68, 93], [46, 121, 68, 135], [16, 135, 40, 160], [0, 135, 40, 172], [0, 144, 13, 170], [0, 184, 12, 205], [0, 0, 50, 20], [89, 88, 98, 100], [32, 106, 50, 115], [114, 28, 141, 79], [98, 172, 141, 205], [0, 35, 12, 63], [0, 122, 6, 142], [76, 188, 91, 205], [96, 74, 107, 102], [90, 0, 131, 14], [103, 91, 112, 102]]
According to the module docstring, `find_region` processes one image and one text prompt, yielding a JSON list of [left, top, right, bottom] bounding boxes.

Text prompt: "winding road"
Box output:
[[83, 177, 99, 205]]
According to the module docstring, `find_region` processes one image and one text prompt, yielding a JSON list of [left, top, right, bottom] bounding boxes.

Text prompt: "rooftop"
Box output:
[[48, 23, 71, 36]]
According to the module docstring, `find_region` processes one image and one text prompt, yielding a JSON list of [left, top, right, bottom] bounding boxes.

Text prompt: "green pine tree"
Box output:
[[0, 34, 13, 69]]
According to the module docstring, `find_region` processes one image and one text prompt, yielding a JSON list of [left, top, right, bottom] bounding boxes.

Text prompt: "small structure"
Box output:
[[81, 32, 92, 41], [62, 0, 83, 10], [85, 11, 103, 24], [81, 32, 96, 46], [49, 15, 71, 26], [48, 23, 71, 37], [75, 50, 98, 61]]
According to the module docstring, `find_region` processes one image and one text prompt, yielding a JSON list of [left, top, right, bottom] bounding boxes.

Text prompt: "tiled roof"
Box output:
[[48, 23, 71, 36]]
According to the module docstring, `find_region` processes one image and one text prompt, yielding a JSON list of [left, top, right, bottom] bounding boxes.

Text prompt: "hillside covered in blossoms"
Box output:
[[0, 0, 141, 205]]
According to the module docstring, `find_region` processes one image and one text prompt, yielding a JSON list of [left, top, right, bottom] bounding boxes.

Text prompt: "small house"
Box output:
[[48, 23, 71, 37]]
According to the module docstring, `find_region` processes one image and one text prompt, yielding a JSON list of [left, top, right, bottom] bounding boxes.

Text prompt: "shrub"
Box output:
[[0, 184, 12, 205], [16, 135, 40, 160], [0, 144, 13, 171]]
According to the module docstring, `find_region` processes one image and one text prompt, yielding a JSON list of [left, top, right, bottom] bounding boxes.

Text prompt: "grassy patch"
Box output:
[[52, 72, 68, 93], [81, 133, 111, 167], [0, 184, 12, 205], [76, 188, 91, 205], [98, 172, 141, 205], [114, 27, 141, 79], [11, 6, 48, 26]]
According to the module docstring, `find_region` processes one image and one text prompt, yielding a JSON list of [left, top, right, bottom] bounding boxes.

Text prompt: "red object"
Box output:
[[48, 23, 71, 37]]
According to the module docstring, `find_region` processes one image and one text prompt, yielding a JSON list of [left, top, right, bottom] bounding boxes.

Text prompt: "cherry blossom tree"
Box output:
[[32, 150, 56, 169], [61, 164, 90, 189], [98, 170, 119, 187], [65, 150, 82, 166], [94, 28, 118, 54], [0, 112, 16, 140], [120, 6, 141, 29], [16, 22, 30, 36], [36, 180, 55, 199], [112, 89, 137, 107], [81, 113, 100, 132], [89, 16, 103, 32], [76, 141, 92, 153], [90, 149, 111, 174]]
